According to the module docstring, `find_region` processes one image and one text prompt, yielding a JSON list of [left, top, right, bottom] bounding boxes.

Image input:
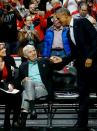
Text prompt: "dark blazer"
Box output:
[[0, 56, 15, 84], [62, 18, 97, 72], [19, 58, 64, 99], [73, 18, 97, 71]]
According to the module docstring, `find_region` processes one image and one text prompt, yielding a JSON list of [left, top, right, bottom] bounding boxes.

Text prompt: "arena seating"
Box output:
[[0, 56, 97, 128]]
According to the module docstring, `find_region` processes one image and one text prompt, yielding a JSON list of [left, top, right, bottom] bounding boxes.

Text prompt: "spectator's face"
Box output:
[[3, 2, 11, 11], [27, 47, 37, 61], [25, 16, 32, 26], [87, 1, 93, 7], [79, 5, 88, 17], [29, 4, 36, 14], [56, 12, 68, 26], [0, 43, 6, 57], [53, 16, 62, 28]]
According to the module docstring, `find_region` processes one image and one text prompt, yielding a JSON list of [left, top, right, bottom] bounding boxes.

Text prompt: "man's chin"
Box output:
[[31, 57, 37, 61]]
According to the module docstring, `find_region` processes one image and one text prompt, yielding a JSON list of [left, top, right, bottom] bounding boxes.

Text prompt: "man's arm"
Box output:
[[50, 54, 74, 69], [82, 18, 97, 59], [81, 18, 97, 67]]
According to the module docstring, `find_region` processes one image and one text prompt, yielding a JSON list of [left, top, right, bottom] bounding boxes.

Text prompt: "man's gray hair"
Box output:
[[55, 7, 71, 16], [78, 2, 87, 10], [23, 44, 35, 58]]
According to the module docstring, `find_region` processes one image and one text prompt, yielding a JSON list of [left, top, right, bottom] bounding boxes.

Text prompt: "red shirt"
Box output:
[[2, 65, 8, 80]]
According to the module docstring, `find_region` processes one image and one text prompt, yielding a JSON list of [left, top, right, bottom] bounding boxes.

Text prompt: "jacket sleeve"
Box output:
[[81, 18, 97, 59]]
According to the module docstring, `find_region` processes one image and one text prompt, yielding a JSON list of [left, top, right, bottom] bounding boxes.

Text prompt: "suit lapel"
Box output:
[[37, 60, 43, 78], [73, 18, 80, 45]]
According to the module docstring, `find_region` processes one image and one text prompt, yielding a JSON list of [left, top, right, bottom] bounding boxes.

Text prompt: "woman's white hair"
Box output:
[[23, 44, 35, 58]]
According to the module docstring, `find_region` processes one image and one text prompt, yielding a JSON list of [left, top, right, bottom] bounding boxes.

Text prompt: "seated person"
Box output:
[[0, 41, 21, 129], [19, 44, 63, 127]]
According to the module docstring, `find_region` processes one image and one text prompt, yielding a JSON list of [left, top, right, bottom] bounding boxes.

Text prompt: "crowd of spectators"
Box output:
[[0, 0, 97, 56]]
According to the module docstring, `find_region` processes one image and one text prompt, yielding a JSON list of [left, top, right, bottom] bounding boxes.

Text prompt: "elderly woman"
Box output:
[[0, 41, 21, 129], [19, 44, 63, 127]]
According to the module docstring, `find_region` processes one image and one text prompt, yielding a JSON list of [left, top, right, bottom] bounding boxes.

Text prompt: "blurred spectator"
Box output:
[[63, 0, 79, 17], [28, 2, 47, 56], [2, 1, 22, 54], [46, 0, 53, 11], [17, 15, 40, 61], [78, 2, 97, 29], [22, 15, 39, 45], [42, 15, 71, 58], [87, 0, 97, 21]]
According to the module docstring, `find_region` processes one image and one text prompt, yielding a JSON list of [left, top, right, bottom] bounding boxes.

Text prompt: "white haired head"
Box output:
[[23, 44, 36, 58]]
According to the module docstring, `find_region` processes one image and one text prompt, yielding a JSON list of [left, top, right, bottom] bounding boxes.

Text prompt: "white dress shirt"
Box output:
[[69, 18, 76, 45]]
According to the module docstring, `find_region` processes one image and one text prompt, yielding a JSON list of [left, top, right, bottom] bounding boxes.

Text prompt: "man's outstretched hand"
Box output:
[[85, 58, 92, 68], [50, 56, 62, 63]]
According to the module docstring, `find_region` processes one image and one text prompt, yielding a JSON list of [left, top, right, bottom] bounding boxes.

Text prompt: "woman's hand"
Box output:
[[8, 84, 14, 92]]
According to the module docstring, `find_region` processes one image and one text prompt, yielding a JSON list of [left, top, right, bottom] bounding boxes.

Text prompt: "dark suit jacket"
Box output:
[[19, 58, 64, 99], [63, 18, 97, 73], [73, 18, 97, 71]]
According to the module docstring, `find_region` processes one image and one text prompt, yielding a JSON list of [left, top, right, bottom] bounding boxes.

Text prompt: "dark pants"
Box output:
[[0, 90, 21, 127], [77, 68, 97, 127]]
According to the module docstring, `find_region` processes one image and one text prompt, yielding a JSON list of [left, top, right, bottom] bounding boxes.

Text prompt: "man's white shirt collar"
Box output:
[[69, 17, 76, 45], [70, 17, 74, 27]]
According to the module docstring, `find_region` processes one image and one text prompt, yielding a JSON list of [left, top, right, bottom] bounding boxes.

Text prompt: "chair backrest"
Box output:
[[52, 64, 77, 93]]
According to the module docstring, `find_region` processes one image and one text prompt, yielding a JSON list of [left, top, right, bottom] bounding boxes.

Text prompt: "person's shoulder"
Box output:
[[74, 17, 92, 26], [4, 56, 16, 67], [19, 61, 28, 68], [81, 17, 96, 28], [46, 26, 54, 32]]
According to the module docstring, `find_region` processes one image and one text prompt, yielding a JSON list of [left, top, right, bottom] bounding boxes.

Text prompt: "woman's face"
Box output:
[[0, 43, 6, 57]]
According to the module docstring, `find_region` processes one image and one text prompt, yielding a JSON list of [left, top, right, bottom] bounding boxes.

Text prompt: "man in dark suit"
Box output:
[[19, 44, 63, 127], [55, 7, 97, 129]]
